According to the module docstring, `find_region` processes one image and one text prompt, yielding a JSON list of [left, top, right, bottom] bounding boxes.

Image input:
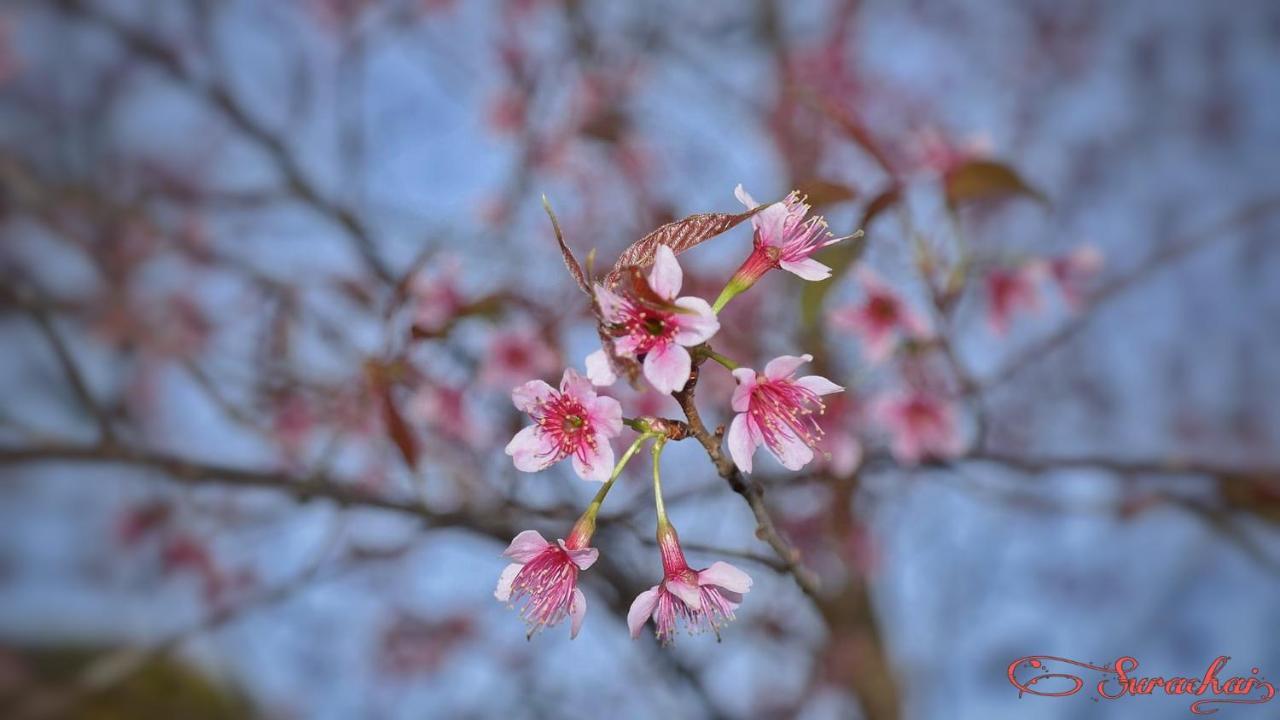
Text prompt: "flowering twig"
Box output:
[[672, 359, 822, 597]]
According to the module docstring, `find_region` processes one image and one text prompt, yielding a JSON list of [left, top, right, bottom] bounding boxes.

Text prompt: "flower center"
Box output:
[[749, 378, 825, 452], [534, 394, 597, 462], [868, 294, 899, 323]]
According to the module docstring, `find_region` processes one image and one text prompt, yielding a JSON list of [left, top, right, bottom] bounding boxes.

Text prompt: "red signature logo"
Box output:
[[1007, 655, 1275, 715]]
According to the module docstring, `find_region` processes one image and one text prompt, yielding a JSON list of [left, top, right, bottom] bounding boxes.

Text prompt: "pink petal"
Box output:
[[862, 325, 897, 364], [559, 367, 594, 402], [795, 374, 844, 396], [648, 245, 683, 300], [752, 199, 790, 245], [571, 433, 614, 482], [764, 354, 812, 381], [511, 380, 554, 414], [589, 395, 624, 437], [727, 413, 757, 474], [569, 588, 587, 639], [734, 183, 759, 210], [585, 349, 617, 387], [900, 306, 932, 339], [494, 562, 523, 601], [594, 284, 626, 322], [780, 257, 832, 281], [670, 297, 719, 346], [767, 428, 815, 471], [730, 368, 758, 412], [502, 530, 550, 562], [613, 334, 642, 358], [505, 425, 557, 472], [558, 540, 599, 571], [627, 586, 661, 638], [643, 343, 691, 395], [697, 561, 753, 594], [665, 577, 703, 609]]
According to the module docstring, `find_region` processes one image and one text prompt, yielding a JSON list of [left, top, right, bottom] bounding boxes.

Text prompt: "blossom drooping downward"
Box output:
[[727, 354, 844, 473], [495, 529, 598, 638], [505, 368, 623, 481], [627, 524, 752, 644], [591, 245, 719, 394]]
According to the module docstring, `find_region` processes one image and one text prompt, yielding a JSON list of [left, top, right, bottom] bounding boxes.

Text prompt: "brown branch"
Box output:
[[969, 451, 1280, 481], [0, 442, 511, 535], [55, 0, 396, 285], [671, 359, 822, 598], [1, 285, 115, 442]]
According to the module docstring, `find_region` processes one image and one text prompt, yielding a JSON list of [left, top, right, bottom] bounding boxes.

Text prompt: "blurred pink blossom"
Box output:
[[481, 327, 558, 390], [872, 391, 964, 464], [985, 263, 1044, 335], [829, 269, 931, 363], [1048, 244, 1104, 308]]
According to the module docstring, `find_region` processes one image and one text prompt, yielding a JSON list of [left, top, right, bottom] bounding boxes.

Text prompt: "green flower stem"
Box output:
[[572, 434, 653, 543], [651, 435, 669, 528]]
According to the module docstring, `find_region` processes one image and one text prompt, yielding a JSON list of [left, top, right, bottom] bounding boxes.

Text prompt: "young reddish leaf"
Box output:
[[542, 195, 589, 294], [794, 178, 858, 208], [861, 184, 902, 228], [607, 206, 764, 283], [366, 360, 420, 470], [945, 160, 1047, 210]]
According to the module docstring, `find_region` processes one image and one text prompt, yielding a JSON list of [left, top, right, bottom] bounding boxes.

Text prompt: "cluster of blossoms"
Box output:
[[496, 185, 847, 643], [492, 184, 1102, 642]]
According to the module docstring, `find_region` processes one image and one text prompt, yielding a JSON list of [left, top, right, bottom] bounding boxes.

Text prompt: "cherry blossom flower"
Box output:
[[871, 391, 964, 464], [727, 354, 844, 473], [592, 245, 719, 394], [985, 263, 1044, 335], [829, 268, 931, 363], [495, 529, 598, 639], [481, 327, 558, 389], [627, 523, 752, 644], [505, 368, 623, 481], [715, 185, 842, 311], [1047, 245, 1103, 308]]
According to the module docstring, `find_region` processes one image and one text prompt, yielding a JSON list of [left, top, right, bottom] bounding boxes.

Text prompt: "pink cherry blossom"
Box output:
[[505, 368, 623, 481], [732, 184, 841, 283], [593, 245, 719, 394], [627, 524, 752, 644], [481, 327, 559, 389], [871, 391, 964, 465], [985, 263, 1044, 335], [829, 268, 931, 363], [495, 529, 598, 639], [1048, 245, 1103, 308], [727, 354, 844, 473]]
